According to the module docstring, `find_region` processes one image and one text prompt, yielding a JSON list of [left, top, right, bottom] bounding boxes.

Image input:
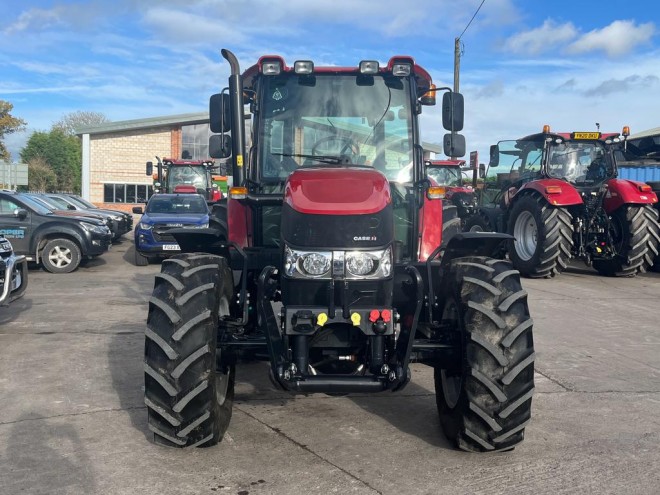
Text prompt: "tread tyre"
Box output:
[[435, 256, 535, 452], [211, 200, 228, 240], [134, 248, 149, 266], [593, 205, 660, 277], [507, 195, 573, 278], [463, 213, 492, 232], [144, 253, 235, 448], [441, 203, 462, 249], [41, 238, 82, 273]]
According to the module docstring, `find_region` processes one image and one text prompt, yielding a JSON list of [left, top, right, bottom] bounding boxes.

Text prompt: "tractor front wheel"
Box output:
[[593, 205, 660, 277], [463, 213, 492, 232], [435, 256, 535, 452], [144, 253, 235, 448], [507, 195, 573, 278]]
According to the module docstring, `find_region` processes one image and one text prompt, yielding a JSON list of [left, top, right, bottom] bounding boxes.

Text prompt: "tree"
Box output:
[[21, 129, 82, 192], [0, 100, 27, 162], [52, 110, 110, 136], [27, 156, 58, 192]]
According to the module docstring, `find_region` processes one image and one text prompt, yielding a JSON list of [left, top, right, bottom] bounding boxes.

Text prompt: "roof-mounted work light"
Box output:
[[391, 63, 411, 76], [359, 60, 379, 75], [294, 60, 314, 74], [261, 60, 282, 75]]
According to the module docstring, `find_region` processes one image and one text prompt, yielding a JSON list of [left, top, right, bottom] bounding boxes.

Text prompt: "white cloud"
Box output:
[[2, 8, 63, 34], [503, 19, 578, 55], [567, 20, 655, 57]]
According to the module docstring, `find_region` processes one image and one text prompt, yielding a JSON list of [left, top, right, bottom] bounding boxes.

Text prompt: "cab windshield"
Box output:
[[258, 73, 414, 182], [547, 141, 612, 184], [167, 166, 207, 188], [427, 166, 463, 187]]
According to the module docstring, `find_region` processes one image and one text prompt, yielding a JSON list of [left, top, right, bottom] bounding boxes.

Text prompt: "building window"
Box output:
[[182, 123, 212, 160], [103, 184, 154, 203]]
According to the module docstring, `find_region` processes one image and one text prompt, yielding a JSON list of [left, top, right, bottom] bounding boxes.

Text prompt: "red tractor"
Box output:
[[142, 49, 535, 453], [465, 126, 660, 277], [425, 159, 476, 225], [146, 156, 223, 202]]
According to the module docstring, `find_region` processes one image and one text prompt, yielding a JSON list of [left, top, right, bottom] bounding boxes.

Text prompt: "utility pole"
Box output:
[[451, 37, 461, 159], [453, 37, 460, 94]]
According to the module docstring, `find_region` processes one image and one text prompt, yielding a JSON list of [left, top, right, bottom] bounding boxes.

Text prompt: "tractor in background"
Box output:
[[464, 126, 660, 278], [146, 156, 223, 202]]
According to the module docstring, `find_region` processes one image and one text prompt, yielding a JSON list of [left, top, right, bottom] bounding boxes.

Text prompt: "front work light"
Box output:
[[391, 63, 411, 76], [359, 60, 379, 75], [294, 60, 314, 74], [262, 60, 282, 75]]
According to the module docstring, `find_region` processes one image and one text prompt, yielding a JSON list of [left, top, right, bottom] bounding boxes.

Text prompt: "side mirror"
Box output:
[[479, 163, 486, 179], [210, 93, 232, 133], [443, 133, 466, 157], [132, 206, 144, 214], [442, 92, 464, 132], [489, 144, 500, 167], [14, 208, 28, 220], [146, 161, 153, 176], [209, 134, 232, 159], [67, 204, 76, 210]]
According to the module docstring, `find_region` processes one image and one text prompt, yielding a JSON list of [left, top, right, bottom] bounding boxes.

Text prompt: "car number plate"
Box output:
[[163, 244, 181, 251]]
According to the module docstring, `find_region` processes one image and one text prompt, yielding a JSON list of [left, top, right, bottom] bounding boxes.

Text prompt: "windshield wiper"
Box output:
[[272, 152, 352, 165]]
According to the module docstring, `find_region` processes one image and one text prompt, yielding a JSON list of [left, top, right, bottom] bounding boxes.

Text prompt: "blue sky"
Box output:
[[1, 0, 659, 162]]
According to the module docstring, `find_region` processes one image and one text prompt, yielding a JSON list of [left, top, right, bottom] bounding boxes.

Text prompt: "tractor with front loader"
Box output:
[[142, 49, 535, 452], [465, 126, 660, 278]]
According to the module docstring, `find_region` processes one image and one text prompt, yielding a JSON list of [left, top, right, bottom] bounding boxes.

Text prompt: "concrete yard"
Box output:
[[1, 240, 660, 494]]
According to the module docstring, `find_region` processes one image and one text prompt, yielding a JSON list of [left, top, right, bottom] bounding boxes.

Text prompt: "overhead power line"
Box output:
[[458, 0, 486, 40]]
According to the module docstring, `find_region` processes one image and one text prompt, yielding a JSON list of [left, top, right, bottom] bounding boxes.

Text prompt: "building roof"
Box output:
[[630, 127, 660, 140], [76, 112, 209, 135], [75, 111, 444, 154]]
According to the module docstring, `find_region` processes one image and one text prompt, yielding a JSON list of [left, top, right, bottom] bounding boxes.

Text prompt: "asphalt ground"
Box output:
[[1, 239, 660, 495]]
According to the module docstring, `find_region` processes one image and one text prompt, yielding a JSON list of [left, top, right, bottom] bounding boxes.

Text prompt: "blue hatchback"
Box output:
[[132, 193, 209, 265]]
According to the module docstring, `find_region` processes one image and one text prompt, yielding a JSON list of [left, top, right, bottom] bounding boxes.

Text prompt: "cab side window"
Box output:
[[0, 199, 19, 215]]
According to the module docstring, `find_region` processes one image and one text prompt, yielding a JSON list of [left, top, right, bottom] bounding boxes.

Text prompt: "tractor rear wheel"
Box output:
[[593, 205, 660, 277], [144, 253, 235, 448], [435, 256, 535, 452], [507, 195, 573, 278]]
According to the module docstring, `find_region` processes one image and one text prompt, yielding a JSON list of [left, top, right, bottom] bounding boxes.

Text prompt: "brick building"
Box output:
[[77, 113, 211, 212], [77, 112, 444, 211]]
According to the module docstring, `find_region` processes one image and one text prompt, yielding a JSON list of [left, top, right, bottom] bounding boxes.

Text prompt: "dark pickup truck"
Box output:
[[0, 190, 112, 273]]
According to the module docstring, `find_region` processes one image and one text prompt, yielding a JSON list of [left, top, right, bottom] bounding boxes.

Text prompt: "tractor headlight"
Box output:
[[346, 252, 374, 276], [345, 246, 392, 278], [285, 246, 332, 278], [284, 245, 392, 279], [302, 253, 331, 276]]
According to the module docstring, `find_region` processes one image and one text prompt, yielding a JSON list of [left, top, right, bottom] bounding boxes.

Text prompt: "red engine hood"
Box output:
[[284, 167, 391, 215]]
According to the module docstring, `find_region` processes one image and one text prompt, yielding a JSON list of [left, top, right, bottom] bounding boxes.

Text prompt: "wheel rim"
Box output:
[[441, 369, 461, 408], [440, 299, 462, 409], [514, 211, 538, 261], [216, 297, 231, 406], [48, 245, 72, 268], [468, 223, 484, 232]]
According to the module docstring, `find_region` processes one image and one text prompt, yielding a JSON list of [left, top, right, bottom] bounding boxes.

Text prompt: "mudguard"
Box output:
[[602, 178, 659, 213], [515, 178, 583, 206], [418, 192, 443, 261]]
